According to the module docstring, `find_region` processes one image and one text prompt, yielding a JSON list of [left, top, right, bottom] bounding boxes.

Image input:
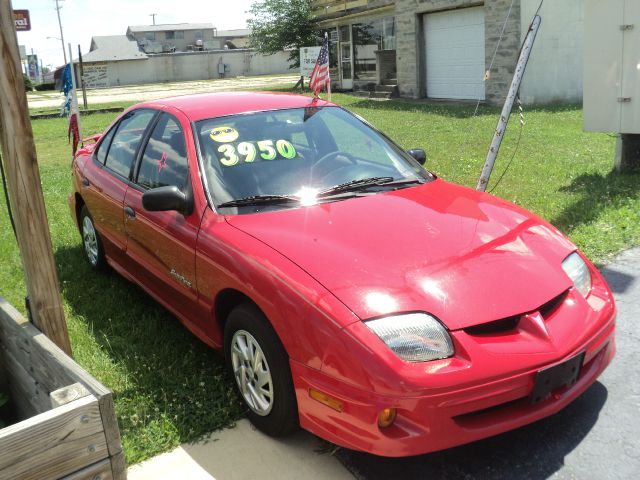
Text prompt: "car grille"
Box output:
[[463, 289, 569, 336]]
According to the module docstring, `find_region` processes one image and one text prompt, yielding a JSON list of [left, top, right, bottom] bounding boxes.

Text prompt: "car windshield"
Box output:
[[195, 106, 433, 212]]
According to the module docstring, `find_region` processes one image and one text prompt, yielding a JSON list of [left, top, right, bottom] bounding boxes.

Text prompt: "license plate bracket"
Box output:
[[531, 351, 585, 404]]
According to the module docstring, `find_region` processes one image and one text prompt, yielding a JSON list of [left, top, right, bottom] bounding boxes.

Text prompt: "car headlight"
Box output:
[[365, 313, 454, 362], [562, 252, 592, 297]]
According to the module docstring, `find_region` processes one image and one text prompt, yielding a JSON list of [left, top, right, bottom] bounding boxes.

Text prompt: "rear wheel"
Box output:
[[80, 206, 106, 270], [224, 303, 298, 436]]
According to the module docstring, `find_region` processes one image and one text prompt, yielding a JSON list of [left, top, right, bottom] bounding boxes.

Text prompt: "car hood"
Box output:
[[225, 179, 576, 330]]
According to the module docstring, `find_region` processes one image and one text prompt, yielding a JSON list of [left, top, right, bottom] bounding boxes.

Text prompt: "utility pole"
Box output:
[[55, 0, 67, 65], [477, 15, 541, 192], [150, 13, 157, 25], [78, 44, 87, 109], [0, 0, 72, 355]]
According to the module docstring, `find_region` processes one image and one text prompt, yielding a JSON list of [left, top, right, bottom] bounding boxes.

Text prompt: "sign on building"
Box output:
[[14, 10, 31, 31], [300, 46, 321, 77]]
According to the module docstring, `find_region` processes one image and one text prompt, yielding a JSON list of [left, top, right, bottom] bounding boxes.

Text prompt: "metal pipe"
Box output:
[[476, 15, 541, 192]]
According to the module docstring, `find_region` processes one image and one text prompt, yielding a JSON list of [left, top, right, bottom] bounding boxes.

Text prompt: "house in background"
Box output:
[[126, 23, 221, 53], [80, 26, 291, 89], [313, 0, 584, 105]]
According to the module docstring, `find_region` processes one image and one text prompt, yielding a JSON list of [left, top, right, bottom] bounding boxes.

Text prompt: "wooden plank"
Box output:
[[110, 451, 127, 480], [60, 459, 113, 480], [0, 296, 124, 463], [0, 394, 108, 480], [3, 349, 50, 418], [0, 0, 71, 355], [51, 383, 91, 408]]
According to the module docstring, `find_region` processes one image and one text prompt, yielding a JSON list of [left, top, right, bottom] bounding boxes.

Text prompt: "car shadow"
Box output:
[[600, 265, 636, 294], [551, 170, 640, 242], [52, 244, 244, 454], [336, 381, 608, 480]]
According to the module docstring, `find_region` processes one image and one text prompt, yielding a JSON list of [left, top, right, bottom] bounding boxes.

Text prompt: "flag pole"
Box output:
[[67, 43, 83, 146], [326, 33, 332, 102]]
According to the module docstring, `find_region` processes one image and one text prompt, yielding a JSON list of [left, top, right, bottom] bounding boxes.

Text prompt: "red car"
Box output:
[[69, 92, 615, 456]]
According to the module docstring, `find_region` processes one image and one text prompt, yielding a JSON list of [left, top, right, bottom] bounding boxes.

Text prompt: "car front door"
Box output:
[[81, 109, 157, 263], [123, 112, 202, 327]]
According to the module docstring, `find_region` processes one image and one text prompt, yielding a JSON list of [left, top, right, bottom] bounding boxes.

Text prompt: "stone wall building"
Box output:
[[313, 0, 584, 104]]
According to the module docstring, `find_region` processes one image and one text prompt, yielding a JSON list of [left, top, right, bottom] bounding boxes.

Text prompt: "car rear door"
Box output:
[[123, 112, 201, 323], [80, 109, 158, 263]]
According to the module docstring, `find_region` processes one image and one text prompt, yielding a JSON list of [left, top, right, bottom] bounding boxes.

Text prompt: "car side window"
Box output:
[[104, 109, 156, 179], [137, 113, 188, 190], [95, 126, 117, 165]]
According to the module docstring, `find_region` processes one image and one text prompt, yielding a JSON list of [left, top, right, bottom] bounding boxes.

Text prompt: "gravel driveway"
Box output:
[[27, 74, 300, 110]]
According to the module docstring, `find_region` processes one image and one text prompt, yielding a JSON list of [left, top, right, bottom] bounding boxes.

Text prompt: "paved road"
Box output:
[[27, 74, 300, 110], [338, 248, 640, 480]]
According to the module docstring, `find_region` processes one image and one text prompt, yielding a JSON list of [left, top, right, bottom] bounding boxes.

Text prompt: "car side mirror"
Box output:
[[142, 185, 193, 215], [407, 149, 427, 166]]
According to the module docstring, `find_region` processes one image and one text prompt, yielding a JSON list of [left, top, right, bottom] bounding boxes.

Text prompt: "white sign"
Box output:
[[300, 46, 321, 77]]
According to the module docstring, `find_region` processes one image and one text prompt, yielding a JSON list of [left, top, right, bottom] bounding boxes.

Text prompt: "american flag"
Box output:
[[309, 33, 331, 99]]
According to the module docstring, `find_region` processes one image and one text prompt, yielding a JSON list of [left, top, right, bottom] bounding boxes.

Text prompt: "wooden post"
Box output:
[[0, 0, 72, 355]]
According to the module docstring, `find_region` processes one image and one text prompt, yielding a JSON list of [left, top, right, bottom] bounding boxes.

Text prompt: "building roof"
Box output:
[[83, 35, 148, 62], [128, 23, 214, 33], [216, 29, 250, 37]]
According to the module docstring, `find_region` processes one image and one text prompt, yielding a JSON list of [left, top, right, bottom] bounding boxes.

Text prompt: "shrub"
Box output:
[[23, 74, 33, 91], [35, 82, 56, 91]]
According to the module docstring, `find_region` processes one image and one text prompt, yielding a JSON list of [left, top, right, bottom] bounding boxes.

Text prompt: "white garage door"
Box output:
[[424, 6, 485, 100]]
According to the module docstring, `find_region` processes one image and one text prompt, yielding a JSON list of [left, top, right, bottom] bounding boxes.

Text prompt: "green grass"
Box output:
[[1, 93, 639, 464]]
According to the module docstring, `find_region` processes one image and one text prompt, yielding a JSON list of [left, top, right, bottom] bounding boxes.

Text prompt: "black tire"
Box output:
[[224, 303, 298, 436], [80, 205, 107, 271]]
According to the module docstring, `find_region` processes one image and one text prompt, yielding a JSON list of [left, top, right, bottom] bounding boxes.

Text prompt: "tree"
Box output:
[[248, 0, 318, 68]]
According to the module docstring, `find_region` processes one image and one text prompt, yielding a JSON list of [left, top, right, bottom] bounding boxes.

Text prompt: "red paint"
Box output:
[[70, 92, 616, 457]]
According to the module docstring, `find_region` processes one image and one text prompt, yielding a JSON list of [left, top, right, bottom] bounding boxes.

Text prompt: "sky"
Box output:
[[15, 0, 255, 69]]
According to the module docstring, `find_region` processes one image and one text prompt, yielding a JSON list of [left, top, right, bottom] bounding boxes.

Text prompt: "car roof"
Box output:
[[136, 91, 335, 122]]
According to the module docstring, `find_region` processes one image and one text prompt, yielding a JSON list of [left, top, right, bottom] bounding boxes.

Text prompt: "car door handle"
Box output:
[[124, 206, 136, 219], [81, 178, 90, 188]]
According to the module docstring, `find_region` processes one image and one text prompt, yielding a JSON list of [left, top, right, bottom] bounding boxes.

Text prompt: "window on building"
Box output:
[[195, 30, 203, 40], [137, 114, 189, 190], [320, 28, 339, 69], [352, 17, 395, 81], [145, 32, 155, 41], [165, 31, 175, 40]]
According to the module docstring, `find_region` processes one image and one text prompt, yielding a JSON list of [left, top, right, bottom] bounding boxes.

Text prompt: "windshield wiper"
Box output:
[[217, 194, 298, 208], [318, 176, 423, 197]]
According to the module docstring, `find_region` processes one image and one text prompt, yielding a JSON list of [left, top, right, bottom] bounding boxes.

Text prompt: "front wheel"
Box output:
[[80, 206, 106, 270], [224, 303, 298, 436]]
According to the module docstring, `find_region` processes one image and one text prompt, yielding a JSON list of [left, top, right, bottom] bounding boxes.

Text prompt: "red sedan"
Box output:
[[69, 92, 615, 456]]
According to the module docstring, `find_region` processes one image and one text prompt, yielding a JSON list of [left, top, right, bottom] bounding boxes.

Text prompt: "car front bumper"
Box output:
[[293, 318, 614, 457], [292, 271, 616, 457]]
